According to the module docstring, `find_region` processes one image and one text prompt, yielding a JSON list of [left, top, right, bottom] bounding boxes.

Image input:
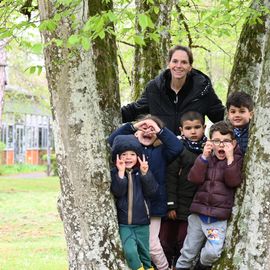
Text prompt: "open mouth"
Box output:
[[218, 149, 225, 155]]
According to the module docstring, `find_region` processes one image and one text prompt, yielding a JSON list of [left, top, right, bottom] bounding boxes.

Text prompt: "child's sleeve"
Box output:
[[166, 155, 182, 210], [107, 123, 136, 147], [141, 170, 159, 198], [224, 155, 243, 188], [157, 128, 184, 162], [110, 170, 128, 197], [188, 155, 208, 184]]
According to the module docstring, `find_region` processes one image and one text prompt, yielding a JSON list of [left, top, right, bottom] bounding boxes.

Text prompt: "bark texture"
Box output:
[[132, 0, 172, 100], [38, 1, 126, 269], [214, 1, 270, 269]]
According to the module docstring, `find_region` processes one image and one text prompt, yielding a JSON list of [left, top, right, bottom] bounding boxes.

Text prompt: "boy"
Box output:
[[160, 111, 207, 269], [110, 134, 158, 270], [176, 121, 243, 270], [226, 91, 254, 154], [109, 115, 183, 270]]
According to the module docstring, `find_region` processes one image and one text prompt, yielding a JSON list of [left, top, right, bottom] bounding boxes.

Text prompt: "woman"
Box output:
[[121, 45, 225, 135]]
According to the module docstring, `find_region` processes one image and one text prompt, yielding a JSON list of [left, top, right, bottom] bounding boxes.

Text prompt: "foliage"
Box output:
[[0, 164, 46, 176], [0, 176, 67, 270]]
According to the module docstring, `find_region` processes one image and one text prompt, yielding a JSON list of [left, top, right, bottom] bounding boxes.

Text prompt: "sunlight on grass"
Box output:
[[0, 176, 68, 270]]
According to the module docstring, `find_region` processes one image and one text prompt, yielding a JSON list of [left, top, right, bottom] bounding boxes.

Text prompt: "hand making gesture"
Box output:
[[202, 140, 213, 159], [116, 154, 125, 178], [138, 154, 149, 175], [223, 141, 235, 165]]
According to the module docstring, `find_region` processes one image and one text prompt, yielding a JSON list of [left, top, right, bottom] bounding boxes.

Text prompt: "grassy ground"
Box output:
[[0, 176, 68, 270]]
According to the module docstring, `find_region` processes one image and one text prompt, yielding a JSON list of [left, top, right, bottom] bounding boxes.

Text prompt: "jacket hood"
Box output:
[[111, 134, 143, 161], [153, 68, 212, 98]]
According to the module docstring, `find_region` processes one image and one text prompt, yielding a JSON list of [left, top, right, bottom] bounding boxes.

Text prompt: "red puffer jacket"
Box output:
[[188, 146, 243, 220]]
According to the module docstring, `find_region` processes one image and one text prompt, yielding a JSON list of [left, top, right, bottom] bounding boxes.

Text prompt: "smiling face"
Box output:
[[135, 129, 157, 146], [168, 50, 192, 81], [180, 119, 205, 142], [227, 105, 253, 128], [210, 131, 236, 160], [119, 150, 138, 169]]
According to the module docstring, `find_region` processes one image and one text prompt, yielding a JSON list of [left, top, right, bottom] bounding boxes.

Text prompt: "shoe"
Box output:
[[193, 260, 212, 270]]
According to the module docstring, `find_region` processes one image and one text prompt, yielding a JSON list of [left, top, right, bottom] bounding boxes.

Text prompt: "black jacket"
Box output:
[[122, 69, 225, 135], [166, 147, 199, 221]]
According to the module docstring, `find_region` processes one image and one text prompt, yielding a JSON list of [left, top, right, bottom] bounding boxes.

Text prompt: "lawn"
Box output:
[[0, 176, 68, 270]]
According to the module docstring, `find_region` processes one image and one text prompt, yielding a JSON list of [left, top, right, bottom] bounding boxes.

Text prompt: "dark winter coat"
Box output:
[[111, 167, 158, 225], [166, 147, 199, 221], [108, 123, 183, 217], [188, 147, 243, 220], [234, 125, 249, 154], [121, 69, 225, 135]]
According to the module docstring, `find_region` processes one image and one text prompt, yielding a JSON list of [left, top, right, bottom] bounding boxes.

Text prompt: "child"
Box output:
[[160, 111, 207, 269], [175, 121, 243, 270], [110, 134, 158, 270], [226, 91, 254, 154], [109, 115, 183, 270]]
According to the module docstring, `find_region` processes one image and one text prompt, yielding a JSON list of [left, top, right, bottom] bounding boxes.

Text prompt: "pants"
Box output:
[[119, 224, 153, 270], [160, 219, 188, 267], [150, 217, 169, 270], [176, 214, 227, 268]]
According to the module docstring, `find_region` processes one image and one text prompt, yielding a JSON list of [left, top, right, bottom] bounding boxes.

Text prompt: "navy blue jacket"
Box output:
[[234, 125, 249, 154], [108, 123, 183, 217], [111, 167, 158, 225]]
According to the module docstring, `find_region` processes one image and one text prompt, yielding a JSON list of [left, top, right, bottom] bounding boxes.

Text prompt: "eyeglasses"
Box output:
[[210, 139, 233, 146]]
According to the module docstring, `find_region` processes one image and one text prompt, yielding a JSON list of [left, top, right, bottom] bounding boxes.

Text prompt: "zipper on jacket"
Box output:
[[144, 200, 150, 219], [127, 170, 133, 225]]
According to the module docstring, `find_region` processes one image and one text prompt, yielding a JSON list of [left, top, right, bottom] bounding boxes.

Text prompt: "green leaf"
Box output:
[[81, 37, 90, 50], [138, 14, 149, 31], [37, 65, 43, 75], [32, 43, 43, 54], [98, 30, 105, 39], [29, 66, 36, 74], [67, 34, 80, 45], [133, 35, 145, 46]]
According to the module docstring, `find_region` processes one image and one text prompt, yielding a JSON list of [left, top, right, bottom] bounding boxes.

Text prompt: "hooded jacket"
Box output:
[[121, 69, 225, 135]]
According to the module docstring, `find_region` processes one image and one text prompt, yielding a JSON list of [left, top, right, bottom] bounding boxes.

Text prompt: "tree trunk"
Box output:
[[214, 1, 270, 269], [132, 0, 172, 100], [38, 1, 127, 269]]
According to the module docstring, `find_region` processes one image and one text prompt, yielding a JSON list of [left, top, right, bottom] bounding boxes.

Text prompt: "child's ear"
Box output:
[[232, 139, 237, 149], [249, 111, 254, 120], [134, 131, 139, 137], [179, 127, 183, 135]]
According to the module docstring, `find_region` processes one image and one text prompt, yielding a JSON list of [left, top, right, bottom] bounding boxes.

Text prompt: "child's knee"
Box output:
[[201, 245, 222, 265]]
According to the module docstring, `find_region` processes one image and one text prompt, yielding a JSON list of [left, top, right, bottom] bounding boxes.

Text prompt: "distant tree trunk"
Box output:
[[0, 40, 7, 128], [215, 1, 270, 269], [132, 0, 172, 100], [38, 0, 127, 269]]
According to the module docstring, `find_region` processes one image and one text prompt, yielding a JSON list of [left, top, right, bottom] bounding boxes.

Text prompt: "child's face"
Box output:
[[119, 150, 138, 169], [210, 131, 236, 160], [227, 105, 253, 128], [180, 119, 206, 142], [135, 129, 157, 146]]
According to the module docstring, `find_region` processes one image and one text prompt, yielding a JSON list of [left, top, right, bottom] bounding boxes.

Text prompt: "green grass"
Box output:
[[0, 164, 46, 176], [0, 176, 68, 270]]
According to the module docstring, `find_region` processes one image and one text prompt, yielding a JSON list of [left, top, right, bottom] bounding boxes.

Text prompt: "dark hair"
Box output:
[[168, 45, 193, 65], [179, 111, 205, 127], [209, 121, 235, 140], [136, 114, 165, 128], [226, 91, 254, 111]]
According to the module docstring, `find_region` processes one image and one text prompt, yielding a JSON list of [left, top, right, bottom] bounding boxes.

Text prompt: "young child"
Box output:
[[109, 115, 183, 270], [175, 121, 243, 270], [160, 111, 207, 269], [110, 134, 158, 270], [226, 91, 254, 154]]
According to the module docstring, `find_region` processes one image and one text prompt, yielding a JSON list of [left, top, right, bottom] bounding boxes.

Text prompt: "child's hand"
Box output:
[[133, 120, 148, 132], [224, 142, 234, 165], [138, 154, 148, 175], [116, 154, 125, 178], [143, 119, 161, 134], [167, 210, 177, 220], [202, 140, 213, 159]]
